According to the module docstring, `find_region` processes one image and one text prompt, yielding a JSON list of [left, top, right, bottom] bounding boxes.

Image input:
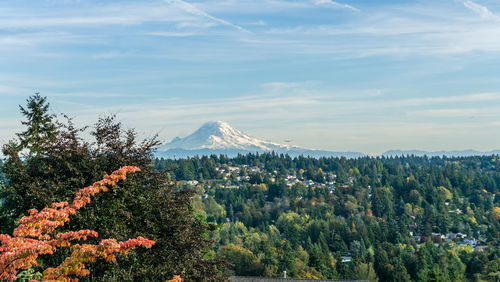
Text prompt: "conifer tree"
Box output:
[[16, 93, 57, 156], [1, 95, 225, 280]]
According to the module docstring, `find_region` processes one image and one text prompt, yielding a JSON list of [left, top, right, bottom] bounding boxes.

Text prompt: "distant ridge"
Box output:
[[382, 149, 500, 157], [156, 121, 364, 159]]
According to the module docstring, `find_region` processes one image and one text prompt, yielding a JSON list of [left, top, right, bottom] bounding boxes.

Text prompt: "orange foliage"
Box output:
[[166, 275, 183, 282], [493, 206, 500, 220], [365, 209, 373, 217], [0, 166, 155, 281]]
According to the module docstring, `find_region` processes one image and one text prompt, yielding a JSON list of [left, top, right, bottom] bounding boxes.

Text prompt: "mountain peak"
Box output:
[[197, 121, 238, 136], [201, 120, 230, 128], [157, 121, 365, 158], [161, 121, 287, 151]]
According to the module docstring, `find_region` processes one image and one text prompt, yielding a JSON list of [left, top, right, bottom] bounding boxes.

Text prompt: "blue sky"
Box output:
[[1, 0, 500, 154]]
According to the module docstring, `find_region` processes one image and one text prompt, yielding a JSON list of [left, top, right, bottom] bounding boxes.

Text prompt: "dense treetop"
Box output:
[[157, 153, 500, 281]]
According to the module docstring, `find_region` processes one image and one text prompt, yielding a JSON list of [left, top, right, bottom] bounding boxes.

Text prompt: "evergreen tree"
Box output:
[[1, 97, 224, 280], [16, 93, 57, 156]]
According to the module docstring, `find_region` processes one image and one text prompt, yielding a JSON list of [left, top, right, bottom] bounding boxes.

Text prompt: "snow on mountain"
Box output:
[[156, 121, 365, 159], [160, 121, 295, 151], [156, 122, 499, 159]]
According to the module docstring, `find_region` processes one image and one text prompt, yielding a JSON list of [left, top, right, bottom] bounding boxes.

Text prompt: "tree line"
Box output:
[[157, 152, 500, 281]]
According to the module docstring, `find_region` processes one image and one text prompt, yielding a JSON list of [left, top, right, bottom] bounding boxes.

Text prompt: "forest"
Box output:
[[156, 153, 500, 281], [1, 94, 499, 281]]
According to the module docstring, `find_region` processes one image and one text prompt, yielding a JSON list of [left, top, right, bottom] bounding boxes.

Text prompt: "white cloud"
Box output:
[[407, 107, 499, 118], [146, 31, 197, 37], [0, 16, 141, 28], [257, 1, 500, 56], [246, 20, 267, 26], [260, 81, 319, 93], [313, 0, 359, 12], [165, 0, 250, 32], [0, 2, 200, 29], [3, 0, 500, 58], [0, 32, 88, 48], [91, 50, 135, 59], [0, 84, 32, 96], [193, 0, 310, 14], [399, 92, 500, 106], [463, 0, 500, 21]]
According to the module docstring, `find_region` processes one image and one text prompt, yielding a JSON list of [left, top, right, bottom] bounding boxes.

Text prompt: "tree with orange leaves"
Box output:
[[1, 94, 224, 280], [0, 166, 155, 281]]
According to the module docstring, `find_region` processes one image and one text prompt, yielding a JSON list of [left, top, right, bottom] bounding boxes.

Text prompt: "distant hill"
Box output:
[[382, 149, 500, 157], [155, 121, 365, 159]]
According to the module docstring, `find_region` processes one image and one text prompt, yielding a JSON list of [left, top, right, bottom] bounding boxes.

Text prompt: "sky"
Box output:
[[1, 0, 500, 155]]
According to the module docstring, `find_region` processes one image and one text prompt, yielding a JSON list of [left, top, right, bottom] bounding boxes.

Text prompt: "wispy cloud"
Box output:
[[260, 81, 320, 93], [463, 0, 500, 21], [146, 31, 197, 37], [62, 87, 500, 130], [395, 92, 500, 107], [258, 1, 500, 56], [0, 32, 89, 48], [2, 0, 500, 58], [165, 0, 250, 32], [313, 0, 359, 12], [407, 107, 500, 118], [0, 2, 196, 28], [0, 84, 32, 96], [91, 50, 135, 59], [0, 16, 141, 28], [246, 20, 267, 26]]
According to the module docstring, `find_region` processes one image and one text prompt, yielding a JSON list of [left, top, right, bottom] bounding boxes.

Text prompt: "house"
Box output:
[[250, 167, 261, 173], [228, 166, 240, 172], [431, 233, 445, 242], [302, 180, 315, 187], [446, 233, 466, 241], [412, 235, 422, 243], [186, 180, 199, 186], [474, 245, 489, 252], [341, 256, 352, 263], [459, 238, 479, 247]]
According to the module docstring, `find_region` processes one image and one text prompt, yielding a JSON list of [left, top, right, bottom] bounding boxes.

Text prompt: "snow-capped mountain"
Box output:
[[156, 121, 364, 158], [161, 121, 294, 151]]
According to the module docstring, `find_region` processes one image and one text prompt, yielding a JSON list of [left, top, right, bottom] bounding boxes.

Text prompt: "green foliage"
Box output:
[[16, 266, 42, 282], [219, 244, 264, 276], [372, 186, 394, 218], [156, 152, 500, 281], [0, 95, 224, 281], [16, 93, 57, 156], [352, 262, 378, 282]]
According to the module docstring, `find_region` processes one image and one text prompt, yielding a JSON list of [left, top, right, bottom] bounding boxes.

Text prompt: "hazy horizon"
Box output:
[[2, 0, 500, 155]]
